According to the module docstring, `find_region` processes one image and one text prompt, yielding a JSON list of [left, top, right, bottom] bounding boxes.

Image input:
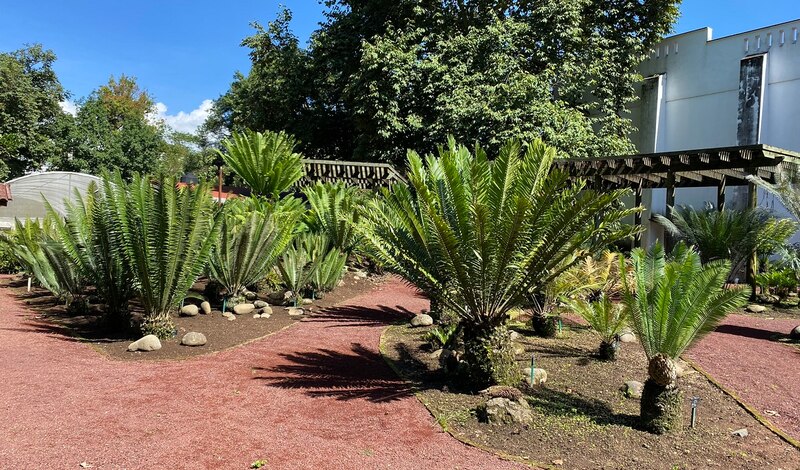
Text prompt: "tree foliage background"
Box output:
[[203, 0, 682, 164]]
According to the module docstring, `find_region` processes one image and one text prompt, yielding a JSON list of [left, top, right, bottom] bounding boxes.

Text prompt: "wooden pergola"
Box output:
[[555, 143, 800, 292]]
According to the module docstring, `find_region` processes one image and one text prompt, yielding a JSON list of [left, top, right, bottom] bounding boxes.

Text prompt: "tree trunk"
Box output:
[[461, 321, 521, 389], [529, 292, 558, 338], [140, 310, 176, 339], [641, 354, 682, 434], [598, 340, 619, 361]]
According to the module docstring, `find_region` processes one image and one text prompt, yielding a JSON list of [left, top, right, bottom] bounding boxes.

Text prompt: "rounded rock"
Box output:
[[745, 304, 767, 313], [180, 304, 199, 317], [523, 367, 548, 386], [233, 303, 255, 315], [287, 307, 305, 317], [622, 380, 644, 399], [200, 301, 212, 315], [254, 300, 268, 309], [410, 314, 434, 327], [181, 332, 207, 347], [790, 325, 800, 340], [127, 334, 162, 352]]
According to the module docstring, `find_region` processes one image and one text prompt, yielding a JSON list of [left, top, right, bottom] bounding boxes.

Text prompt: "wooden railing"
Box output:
[[299, 159, 406, 189]]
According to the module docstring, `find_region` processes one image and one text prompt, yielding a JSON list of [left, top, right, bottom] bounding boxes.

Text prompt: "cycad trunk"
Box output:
[[461, 321, 521, 389], [139, 310, 175, 339], [641, 354, 683, 434], [598, 340, 619, 361]]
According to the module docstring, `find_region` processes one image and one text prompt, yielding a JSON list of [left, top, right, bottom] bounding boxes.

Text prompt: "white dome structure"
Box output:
[[0, 172, 101, 230]]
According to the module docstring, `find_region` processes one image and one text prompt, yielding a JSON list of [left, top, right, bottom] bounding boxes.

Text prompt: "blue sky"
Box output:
[[0, 0, 797, 132]]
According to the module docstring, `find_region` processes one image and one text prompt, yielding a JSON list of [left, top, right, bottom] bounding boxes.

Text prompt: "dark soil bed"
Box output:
[[381, 321, 800, 470], [0, 272, 384, 361]]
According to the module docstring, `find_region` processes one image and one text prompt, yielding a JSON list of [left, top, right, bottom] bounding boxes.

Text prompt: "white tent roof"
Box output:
[[0, 172, 101, 229]]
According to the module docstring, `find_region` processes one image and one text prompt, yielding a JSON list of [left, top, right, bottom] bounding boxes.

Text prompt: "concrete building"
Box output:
[[628, 19, 800, 246]]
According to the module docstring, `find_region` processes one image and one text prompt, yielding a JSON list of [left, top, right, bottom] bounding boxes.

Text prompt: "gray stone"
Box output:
[[253, 313, 262, 319], [222, 311, 235, 321], [478, 397, 534, 425], [410, 314, 434, 327], [287, 307, 305, 317], [619, 332, 637, 343], [480, 385, 523, 401], [261, 306, 273, 316], [675, 359, 695, 378], [181, 332, 207, 347], [302, 298, 313, 305], [127, 335, 162, 352], [509, 331, 521, 341], [523, 367, 548, 386], [790, 325, 800, 340], [260, 313, 271, 319], [180, 304, 199, 317], [732, 428, 749, 438], [622, 380, 644, 399], [244, 291, 258, 301], [254, 300, 268, 309], [745, 304, 767, 313], [233, 303, 255, 315], [200, 301, 212, 315]]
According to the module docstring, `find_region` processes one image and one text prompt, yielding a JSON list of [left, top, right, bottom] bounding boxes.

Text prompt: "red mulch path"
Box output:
[[0, 277, 526, 470], [687, 313, 800, 441]]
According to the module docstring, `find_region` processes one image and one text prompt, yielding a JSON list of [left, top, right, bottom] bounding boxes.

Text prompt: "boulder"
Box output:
[[477, 397, 534, 425], [200, 301, 212, 315], [181, 332, 207, 347], [261, 306, 273, 316], [622, 380, 644, 399], [479, 385, 523, 401], [254, 300, 268, 309], [233, 303, 255, 315], [180, 304, 199, 317], [745, 304, 767, 313], [127, 335, 162, 352], [790, 325, 800, 341], [288, 307, 305, 317], [619, 332, 637, 343], [523, 367, 548, 386], [410, 314, 434, 327]]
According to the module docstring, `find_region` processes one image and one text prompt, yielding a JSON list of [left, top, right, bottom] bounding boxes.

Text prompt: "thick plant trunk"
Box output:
[[530, 311, 558, 338], [641, 354, 682, 434], [598, 340, 619, 361], [461, 321, 521, 389], [140, 310, 176, 339]]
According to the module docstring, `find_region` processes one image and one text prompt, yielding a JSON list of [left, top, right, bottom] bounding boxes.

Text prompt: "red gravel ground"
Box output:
[[0, 277, 526, 470], [687, 313, 800, 441]]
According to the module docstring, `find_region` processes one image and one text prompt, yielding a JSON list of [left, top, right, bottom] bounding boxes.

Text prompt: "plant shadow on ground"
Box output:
[[525, 385, 641, 429], [714, 323, 784, 341], [254, 303, 437, 402], [252, 342, 437, 403]]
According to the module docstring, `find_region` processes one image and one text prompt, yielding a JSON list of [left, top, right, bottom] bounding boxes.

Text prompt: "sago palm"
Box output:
[[111, 173, 220, 338], [621, 242, 749, 434], [303, 181, 366, 254], [564, 293, 628, 361], [45, 183, 134, 325], [654, 204, 795, 278], [363, 138, 638, 388], [216, 129, 304, 199], [208, 197, 302, 300]]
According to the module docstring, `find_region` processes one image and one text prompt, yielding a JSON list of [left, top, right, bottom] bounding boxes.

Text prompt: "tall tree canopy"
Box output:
[[53, 75, 167, 178], [0, 44, 68, 180], [204, 0, 681, 164]]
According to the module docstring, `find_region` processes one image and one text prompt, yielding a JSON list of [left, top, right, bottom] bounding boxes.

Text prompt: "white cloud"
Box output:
[[59, 100, 77, 116], [151, 99, 213, 134]]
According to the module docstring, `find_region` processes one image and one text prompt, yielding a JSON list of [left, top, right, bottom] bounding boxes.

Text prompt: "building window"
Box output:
[[755, 35, 761, 50], [744, 38, 750, 52], [794, 28, 799, 43], [767, 33, 773, 48], [780, 30, 785, 46]]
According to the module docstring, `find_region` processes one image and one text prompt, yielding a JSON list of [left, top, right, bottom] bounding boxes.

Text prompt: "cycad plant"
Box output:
[[208, 197, 302, 301], [45, 183, 134, 325], [300, 233, 348, 295], [303, 182, 366, 253], [564, 293, 628, 361], [621, 243, 749, 434], [363, 138, 638, 388], [276, 236, 317, 306], [654, 204, 796, 278], [112, 173, 219, 338], [216, 129, 305, 199]]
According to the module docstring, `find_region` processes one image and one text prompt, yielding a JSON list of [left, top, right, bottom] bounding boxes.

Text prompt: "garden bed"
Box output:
[[381, 320, 800, 469], [0, 272, 383, 361]]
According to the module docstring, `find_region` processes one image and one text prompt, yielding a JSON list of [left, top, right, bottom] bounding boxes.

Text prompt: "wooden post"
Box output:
[[218, 166, 223, 204], [747, 175, 758, 296], [633, 180, 644, 250], [717, 176, 726, 211], [664, 172, 676, 252]]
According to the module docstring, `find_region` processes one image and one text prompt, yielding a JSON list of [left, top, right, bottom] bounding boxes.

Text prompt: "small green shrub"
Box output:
[[0, 241, 22, 274], [564, 293, 628, 360], [424, 324, 460, 350]]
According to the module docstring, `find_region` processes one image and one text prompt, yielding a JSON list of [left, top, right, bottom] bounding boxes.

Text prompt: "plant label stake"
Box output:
[[530, 353, 536, 385], [222, 297, 227, 314], [690, 397, 701, 428]]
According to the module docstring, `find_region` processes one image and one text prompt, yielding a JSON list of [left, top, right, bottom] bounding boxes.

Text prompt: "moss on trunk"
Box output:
[[640, 378, 683, 434], [139, 310, 176, 339], [461, 323, 521, 389]]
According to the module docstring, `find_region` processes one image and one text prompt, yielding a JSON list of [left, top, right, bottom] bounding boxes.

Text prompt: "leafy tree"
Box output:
[[215, 129, 304, 199], [53, 75, 166, 179], [0, 44, 68, 179], [654, 205, 796, 279], [205, 1, 680, 163], [362, 138, 637, 388], [622, 243, 748, 434]]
